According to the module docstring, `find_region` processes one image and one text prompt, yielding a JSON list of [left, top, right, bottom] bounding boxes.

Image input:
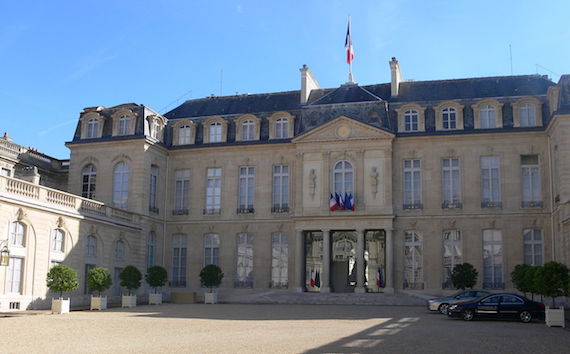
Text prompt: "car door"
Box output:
[[498, 295, 524, 318], [477, 295, 500, 316]]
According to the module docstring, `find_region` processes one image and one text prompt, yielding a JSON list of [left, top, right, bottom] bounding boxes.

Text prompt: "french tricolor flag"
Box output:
[[345, 18, 354, 64], [329, 193, 338, 211]]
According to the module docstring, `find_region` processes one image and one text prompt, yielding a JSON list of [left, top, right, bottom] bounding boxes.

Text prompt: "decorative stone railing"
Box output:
[[0, 175, 138, 226], [0, 139, 69, 170]]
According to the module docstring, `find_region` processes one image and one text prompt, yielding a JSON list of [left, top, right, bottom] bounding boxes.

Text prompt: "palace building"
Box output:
[[2, 58, 570, 310]]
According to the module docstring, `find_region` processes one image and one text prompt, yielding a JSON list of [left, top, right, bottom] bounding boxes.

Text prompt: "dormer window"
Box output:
[[396, 104, 425, 132], [473, 99, 503, 129], [275, 118, 289, 138], [268, 112, 295, 139], [242, 120, 255, 141], [179, 125, 191, 145], [210, 122, 222, 143], [479, 105, 496, 129], [442, 107, 457, 130], [435, 102, 464, 131], [118, 115, 131, 136], [520, 103, 536, 127], [87, 118, 99, 138], [151, 120, 161, 139], [404, 110, 419, 132], [513, 98, 542, 128]]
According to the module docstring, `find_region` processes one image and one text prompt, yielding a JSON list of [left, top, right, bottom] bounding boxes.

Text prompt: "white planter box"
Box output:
[[149, 293, 162, 305], [90, 296, 107, 311], [51, 298, 70, 314], [122, 295, 137, 308], [546, 307, 565, 328], [204, 292, 218, 304]]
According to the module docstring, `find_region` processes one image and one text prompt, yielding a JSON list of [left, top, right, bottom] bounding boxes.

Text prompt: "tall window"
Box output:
[[442, 230, 462, 288], [178, 125, 191, 145], [403, 159, 422, 209], [209, 122, 222, 143], [521, 155, 541, 207], [171, 234, 187, 287], [174, 169, 190, 214], [479, 105, 496, 129], [442, 107, 457, 130], [483, 230, 503, 289], [404, 231, 423, 289], [149, 166, 159, 212], [333, 160, 353, 196], [271, 233, 288, 288], [404, 110, 419, 132], [272, 165, 289, 212], [151, 120, 161, 140], [82, 164, 97, 199], [236, 233, 254, 288], [519, 103, 536, 127], [113, 162, 129, 209], [205, 168, 222, 214], [52, 229, 64, 253], [481, 156, 501, 207], [87, 118, 99, 138], [7, 257, 23, 294], [275, 118, 289, 138], [115, 240, 125, 262], [442, 158, 461, 208], [10, 221, 25, 247], [118, 115, 130, 135], [86, 235, 97, 258], [523, 229, 543, 266], [147, 232, 156, 267], [238, 167, 255, 212], [242, 120, 255, 141], [204, 234, 220, 266]]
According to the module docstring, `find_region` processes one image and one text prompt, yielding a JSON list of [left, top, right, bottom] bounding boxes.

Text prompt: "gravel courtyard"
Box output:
[[2, 304, 569, 353]]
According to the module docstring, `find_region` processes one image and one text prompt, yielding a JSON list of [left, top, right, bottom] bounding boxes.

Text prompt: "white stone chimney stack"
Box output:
[[300, 64, 320, 104], [389, 57, 403, 97]]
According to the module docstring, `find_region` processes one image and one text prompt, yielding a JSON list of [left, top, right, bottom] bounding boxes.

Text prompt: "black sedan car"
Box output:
[[447, 293, 544, 323]]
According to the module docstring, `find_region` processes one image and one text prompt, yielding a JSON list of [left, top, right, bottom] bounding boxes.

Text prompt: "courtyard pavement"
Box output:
[[2, 303, 569, 353]]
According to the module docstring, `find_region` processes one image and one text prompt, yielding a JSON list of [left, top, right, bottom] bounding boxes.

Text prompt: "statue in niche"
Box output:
[[309, 169, 317, 198], [370, 167, 379, 198]]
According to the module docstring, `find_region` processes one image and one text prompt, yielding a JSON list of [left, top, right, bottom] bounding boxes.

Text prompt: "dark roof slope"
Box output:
[[308, 82, 384, 105]]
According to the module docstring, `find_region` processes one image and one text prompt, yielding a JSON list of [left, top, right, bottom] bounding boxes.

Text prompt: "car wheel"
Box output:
[[463, 310, 475, 321], [519, 311, 532, 323], [439, 303, 449, 315]]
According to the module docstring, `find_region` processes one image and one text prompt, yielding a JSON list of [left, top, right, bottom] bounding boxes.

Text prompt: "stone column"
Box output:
[[384, 229, 394, 293], [355, 229, 366, 293], [295, 229, 306, 292], [321, 229, 331, 293]]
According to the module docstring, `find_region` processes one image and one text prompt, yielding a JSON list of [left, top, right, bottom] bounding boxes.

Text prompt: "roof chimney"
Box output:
[[389, 57, 403, 97], [300, 64, 320, 104]]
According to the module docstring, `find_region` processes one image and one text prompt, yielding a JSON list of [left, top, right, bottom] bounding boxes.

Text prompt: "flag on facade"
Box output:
[[337, 193, 345, 210], [310, 269, 316, 287], [329, 193, 338, 211], [377, 267, 384, 288], [348, 193, 355, 211], [315, 270, 321, 288], [344, 18, 354, 64], [343, 192, 351, 210]]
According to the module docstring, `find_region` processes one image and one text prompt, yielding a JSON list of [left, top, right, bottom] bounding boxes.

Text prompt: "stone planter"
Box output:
[[122, 295, 137, 308], [204, 292, 218, 304], [545, 307, 565, 327], [149, 293, 162, 305], [51, 298, 70, 314], [90, 296, 107, 310]]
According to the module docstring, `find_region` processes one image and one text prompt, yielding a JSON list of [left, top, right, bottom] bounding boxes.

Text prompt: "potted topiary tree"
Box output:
[[200, 264, 224, 304], [451, 263, 478, 290], [535, 261, 569, 327], [119, 265, 142, 308], [87, 267, 112, 310], [511, 264, 533, 298], [146, 265, 168, 305], [46, 265, 79, 314]]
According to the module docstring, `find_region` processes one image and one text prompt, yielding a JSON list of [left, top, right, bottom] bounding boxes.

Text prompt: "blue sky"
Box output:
[[1, 0, 568, 158]]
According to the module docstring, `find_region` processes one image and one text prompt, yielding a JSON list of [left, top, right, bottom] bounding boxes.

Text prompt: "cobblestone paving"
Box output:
[[2, 304, 569, 353]]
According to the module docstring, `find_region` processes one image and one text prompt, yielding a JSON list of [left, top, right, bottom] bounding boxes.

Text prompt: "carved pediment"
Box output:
[[293, 116, 394, 143]]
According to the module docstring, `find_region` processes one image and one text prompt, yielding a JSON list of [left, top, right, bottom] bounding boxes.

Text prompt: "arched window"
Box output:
[[441, 107, 457, 130], [242, 119, 255, 141], [209, 122, 222, 142], [10, 222, 25, 247], [275, 118, 289, 139], [178, 125, 191, 145], [404, 110, 419, 132], [333, 161, 354, 196], [87, 118, 99, 138], [519, 103, 536, 127], [82, 164, 97, 199], [113, 162, 129, 209], [480, 105, 496, 129], [118, 115, 131, 135], [86, 235, 97, 258], [115, 240, 125, 262], [52, 229, 64, 253]]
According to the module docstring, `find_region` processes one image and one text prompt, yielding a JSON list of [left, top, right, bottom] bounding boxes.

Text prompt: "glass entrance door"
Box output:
[[305, 231, 323, 292], [332, 231, 356, 293]]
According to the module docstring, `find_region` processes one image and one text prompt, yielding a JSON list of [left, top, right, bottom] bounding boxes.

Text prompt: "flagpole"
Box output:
[[348, 16, 354, 83]]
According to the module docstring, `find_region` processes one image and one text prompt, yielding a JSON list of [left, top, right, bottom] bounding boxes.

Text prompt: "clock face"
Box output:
[[337, 125, 351, 138]]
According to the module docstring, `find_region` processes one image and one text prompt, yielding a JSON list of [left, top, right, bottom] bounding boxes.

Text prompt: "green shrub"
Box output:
[[119, 265, 142, 296], [511, 264, 533, 297], [451, 263, 478, 290], [46, 265, 79, 298], [145, 266, 168, 293], [87, 267, 112, 296], [534, 261, 570, 307], [199, 264, 224, 292]]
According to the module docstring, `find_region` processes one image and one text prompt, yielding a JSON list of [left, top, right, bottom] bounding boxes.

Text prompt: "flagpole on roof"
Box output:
[[345, 16, 355, 84]]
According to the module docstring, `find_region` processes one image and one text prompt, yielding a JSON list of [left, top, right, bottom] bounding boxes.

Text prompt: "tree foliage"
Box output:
[[451, 263, 478, 290], [46, 265, 79, 298], [511, 264, 533, 296], [200, 264, 224, 291], [119, 265, 142, 295], [87, 267, 112, 296], [534, 261, 570, 307], [145, 266, 168, 293]]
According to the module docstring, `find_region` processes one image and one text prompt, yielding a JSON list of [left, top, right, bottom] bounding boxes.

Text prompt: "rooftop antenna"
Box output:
[[159, 89, 192, 113], [509, 44, 513, 75], [535, 64, 559, 80]]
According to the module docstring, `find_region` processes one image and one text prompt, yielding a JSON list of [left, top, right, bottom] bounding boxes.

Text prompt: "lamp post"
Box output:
[[0, 241, 9, 266]]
